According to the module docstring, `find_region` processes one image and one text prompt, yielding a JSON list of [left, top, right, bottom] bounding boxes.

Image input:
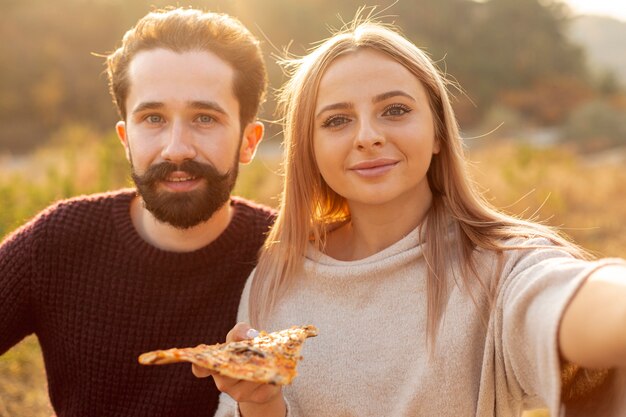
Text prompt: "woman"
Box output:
[[197, 19, 626, 417]]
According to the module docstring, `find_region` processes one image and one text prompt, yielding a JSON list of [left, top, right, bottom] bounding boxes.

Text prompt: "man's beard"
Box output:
[[131, 158, 238, 229]]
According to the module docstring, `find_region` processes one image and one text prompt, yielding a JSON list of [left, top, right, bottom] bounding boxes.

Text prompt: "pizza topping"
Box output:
[[231, 344, 267, 358], [138, 324, 318, 385]]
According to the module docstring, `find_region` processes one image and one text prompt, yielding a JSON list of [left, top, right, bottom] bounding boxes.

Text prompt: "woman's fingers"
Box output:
[[212, 374, 241, 393], [213, 375, 281, 404], [191, 364, 215, 378], [194, 322, 271, 404], [226, 322, 259, 342]]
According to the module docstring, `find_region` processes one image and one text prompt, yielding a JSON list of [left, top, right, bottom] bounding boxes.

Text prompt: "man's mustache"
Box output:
[[133, 160, 229, 187]]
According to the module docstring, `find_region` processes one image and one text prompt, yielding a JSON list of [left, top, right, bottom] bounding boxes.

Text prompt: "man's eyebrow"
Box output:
[[189, 100, 228, 116], [315, 102, 354, 119], [130, 101, 229, 117], [372, 90, 416, 104], [131, 101, 164, 115]]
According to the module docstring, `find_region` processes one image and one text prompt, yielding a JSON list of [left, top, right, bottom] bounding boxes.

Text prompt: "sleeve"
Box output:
[[0, 222, 38, 354], [213, 392, 293, 417], [213, 393, 238, 417], [495, 239, 626, 416]]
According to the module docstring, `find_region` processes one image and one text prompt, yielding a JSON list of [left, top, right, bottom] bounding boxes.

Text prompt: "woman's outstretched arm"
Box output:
[[559, 263, 626, 369]]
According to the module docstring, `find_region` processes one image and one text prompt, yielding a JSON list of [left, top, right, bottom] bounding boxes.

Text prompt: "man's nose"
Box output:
[[160, 120, 197, 163]]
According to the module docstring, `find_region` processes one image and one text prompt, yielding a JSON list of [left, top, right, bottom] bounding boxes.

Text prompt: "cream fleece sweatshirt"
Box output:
[[215, 226, 626, 417]]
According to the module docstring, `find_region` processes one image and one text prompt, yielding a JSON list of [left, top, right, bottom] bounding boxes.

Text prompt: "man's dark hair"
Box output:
[[106, 8, 267, 126]]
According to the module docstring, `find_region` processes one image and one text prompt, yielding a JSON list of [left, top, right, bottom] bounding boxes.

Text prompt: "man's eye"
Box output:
[[383, 104, 411, 117], [321, 115, 350, 128], [197, 114, 214, 123], [146, 115, 164, 123]]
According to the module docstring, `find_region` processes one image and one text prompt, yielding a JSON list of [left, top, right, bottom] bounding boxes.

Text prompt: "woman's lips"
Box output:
[[349, 159, 399, 177]]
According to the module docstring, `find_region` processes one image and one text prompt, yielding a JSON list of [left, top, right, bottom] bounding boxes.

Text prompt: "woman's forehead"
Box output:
[[315, 49, 428, 106]]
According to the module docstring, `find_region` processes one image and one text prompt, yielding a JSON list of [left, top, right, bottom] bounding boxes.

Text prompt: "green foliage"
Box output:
[[0, 122, 287, 240], [564, 100, 626, 149], [0, 336, 51, 416], [234, 154, 282, 209], [478, 105, 526, 138], [0, 123, 130, 239], [0, 0, 606, 153], [394, 0, 588, 121]]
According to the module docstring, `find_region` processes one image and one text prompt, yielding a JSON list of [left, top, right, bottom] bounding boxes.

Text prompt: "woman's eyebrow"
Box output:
[[315, 90, 416, 118], [315, 102, 354, 118], [372, 90, 415, 103]]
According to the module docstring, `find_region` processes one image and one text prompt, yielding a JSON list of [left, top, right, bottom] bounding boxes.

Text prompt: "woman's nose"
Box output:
[[354, 119, 385, 149]]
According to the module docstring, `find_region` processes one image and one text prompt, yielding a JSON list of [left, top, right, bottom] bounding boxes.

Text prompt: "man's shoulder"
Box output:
[[2, 189, 135, 248], [231, 196, 276, 226], [16, 189, 133, 236], [38, 189, 134, 219]]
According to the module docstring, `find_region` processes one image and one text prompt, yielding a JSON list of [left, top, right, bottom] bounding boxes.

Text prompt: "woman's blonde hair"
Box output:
[[249, 19, 587, 343]]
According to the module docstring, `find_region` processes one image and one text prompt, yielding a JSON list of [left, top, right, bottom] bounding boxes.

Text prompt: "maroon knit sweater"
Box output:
[[0, 189, 274, 417]]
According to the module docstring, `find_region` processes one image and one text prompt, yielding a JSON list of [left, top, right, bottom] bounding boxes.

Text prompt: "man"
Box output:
[[0, 8, 274, 416]]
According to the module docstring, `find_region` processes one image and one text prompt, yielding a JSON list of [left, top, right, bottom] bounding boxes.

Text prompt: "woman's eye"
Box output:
[[321, 115, 350, 128], [383, 104, 411, 117]]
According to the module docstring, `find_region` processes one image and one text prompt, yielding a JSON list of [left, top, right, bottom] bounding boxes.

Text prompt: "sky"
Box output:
[[560, 0, 626, 22]]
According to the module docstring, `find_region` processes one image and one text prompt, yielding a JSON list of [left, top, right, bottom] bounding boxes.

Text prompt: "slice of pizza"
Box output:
[[138, 325, 318, 385]]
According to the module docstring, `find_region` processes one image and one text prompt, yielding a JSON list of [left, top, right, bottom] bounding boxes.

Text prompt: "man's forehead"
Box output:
[[125, 48, 239, 113], [128, 48, 234, 79]]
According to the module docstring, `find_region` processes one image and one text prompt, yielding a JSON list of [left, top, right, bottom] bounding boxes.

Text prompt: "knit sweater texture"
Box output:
[[216, 225, 626, 417], [0, 189, 274, 417]]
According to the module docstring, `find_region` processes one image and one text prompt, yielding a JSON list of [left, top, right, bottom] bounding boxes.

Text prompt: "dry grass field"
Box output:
[[468, 141, 626, 259], [0, 336, 50, 416], [0, 138, 624, 416]]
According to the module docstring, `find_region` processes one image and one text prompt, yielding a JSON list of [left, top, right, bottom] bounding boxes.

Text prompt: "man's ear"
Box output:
[[116, 121, 131, 162], [239, 121, 264, 164]]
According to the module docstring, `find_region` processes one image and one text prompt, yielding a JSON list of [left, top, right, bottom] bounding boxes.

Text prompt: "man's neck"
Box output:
[[129, 196, 233, 252]]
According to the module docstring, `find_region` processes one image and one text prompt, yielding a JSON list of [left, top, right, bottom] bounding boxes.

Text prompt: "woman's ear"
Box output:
[[433, 138, 441, 155], [239, 121, 264, 164]]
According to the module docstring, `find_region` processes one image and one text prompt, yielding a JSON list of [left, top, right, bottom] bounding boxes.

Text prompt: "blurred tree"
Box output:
[[0, 0, 600, 153], [595, 70, 621, 96], [564, 100, 626, 150], [460, 0, 590, 124], [498, 75, 594, 125], [0, 0, 136, 152]]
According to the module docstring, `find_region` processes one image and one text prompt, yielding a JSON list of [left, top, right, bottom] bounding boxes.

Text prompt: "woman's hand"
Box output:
[[193, 322, 286, 417]]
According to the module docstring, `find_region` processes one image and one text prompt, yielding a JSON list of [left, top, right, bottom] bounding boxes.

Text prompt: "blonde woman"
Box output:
[[195, 19, 626, 417]]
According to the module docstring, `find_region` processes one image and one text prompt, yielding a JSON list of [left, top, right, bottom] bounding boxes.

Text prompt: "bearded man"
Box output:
[[0, 8, 274, 417]]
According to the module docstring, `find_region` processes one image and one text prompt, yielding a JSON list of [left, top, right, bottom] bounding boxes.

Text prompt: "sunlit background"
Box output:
[[563, 0, 626, 21], [0, 1, 625, 416]]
